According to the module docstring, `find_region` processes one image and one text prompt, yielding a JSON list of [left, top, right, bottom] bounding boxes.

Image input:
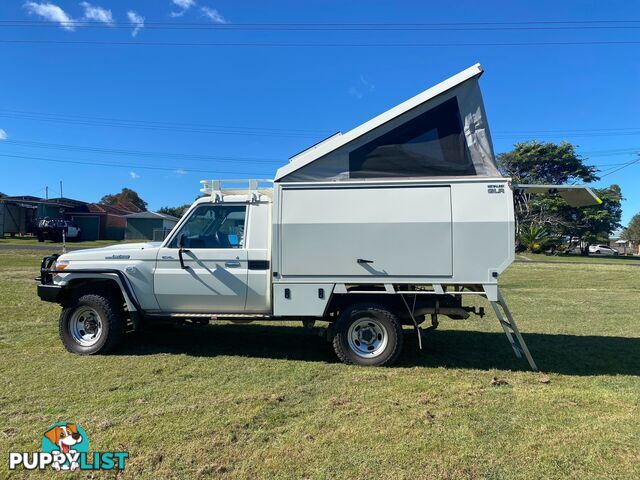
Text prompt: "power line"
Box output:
[[2, 39, 640, 47], [0, 109, 324, 134], [599, 157, 640, 177], [0, 111, 327, 138], [0, 153, 275, 176], [2, 139, 283, 164], [1, 137, 634, 167], [2, 20, 640, 26], [4, 110, 640, 141], [1, 142, 636, 177], [3, 21, 640, 31], [494, 131, 640, 139], [499, 127, 640, 133]]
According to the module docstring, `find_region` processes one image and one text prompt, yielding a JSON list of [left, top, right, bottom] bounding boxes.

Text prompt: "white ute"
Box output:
[[37, 64, 600, 367]]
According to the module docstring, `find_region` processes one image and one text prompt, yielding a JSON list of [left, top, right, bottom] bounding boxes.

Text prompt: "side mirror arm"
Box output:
[[177, 234, 190, 269], [178, 247, 190, 269]]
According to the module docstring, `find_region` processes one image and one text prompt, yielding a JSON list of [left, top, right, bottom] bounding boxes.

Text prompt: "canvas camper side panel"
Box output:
[[276, 74, 500, 183], [279, 185, 453, 277]]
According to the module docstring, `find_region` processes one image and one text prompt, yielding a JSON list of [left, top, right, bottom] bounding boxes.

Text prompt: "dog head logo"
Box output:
[[41, 422, 89, 471], [44, 424, 82, 454]]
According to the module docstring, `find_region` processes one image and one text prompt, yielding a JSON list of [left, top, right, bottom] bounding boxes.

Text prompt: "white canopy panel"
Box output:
[[275, 63, 500, 183]]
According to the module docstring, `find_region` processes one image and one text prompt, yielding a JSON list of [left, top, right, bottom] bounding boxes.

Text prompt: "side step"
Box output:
[[489, 290, 538, 371], [168, 313, 272, 319]]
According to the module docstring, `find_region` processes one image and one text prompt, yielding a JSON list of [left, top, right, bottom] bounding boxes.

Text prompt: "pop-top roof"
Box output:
[[275, 63, 500, 183]]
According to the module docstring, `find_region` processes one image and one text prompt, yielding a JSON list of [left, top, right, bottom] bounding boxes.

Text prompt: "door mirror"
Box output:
[[178, 233, 186, 249]]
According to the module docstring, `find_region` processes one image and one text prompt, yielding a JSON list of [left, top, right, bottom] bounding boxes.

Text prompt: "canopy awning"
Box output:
[[514, 184, 603, 207]]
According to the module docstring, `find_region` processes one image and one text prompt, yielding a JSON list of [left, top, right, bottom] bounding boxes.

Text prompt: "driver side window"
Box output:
[[168, 204, 246, 249]]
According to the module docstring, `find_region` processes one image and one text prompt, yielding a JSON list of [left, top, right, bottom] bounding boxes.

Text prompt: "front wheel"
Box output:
[[332, 304, 403, 366], [59, 294, 124, 355]]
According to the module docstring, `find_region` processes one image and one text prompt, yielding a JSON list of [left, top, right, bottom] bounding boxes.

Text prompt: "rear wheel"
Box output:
[[332, 304, 403, 366], [59, 293, 124, 355]]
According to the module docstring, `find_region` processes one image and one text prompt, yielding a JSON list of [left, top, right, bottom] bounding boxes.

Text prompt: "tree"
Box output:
[[517, 224, 554, 253], [158, 204, 190, 218], [498, 141, 622, 254], [100, 188, 148, 211], [531, 185, 623, 254], [497, 140, 598, 184], [621, 213, 640, 244], [0, 192, 6, 198]]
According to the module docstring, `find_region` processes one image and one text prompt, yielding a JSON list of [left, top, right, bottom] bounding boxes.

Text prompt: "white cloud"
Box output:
[[170, 0, 195, 17], [349, 75, 375, 100], [80, 2, 114, 25], [200, 6, 227, 24], [359, 75, 375, 92], [129, 171, 140, 179], [23, 2, 75, 31], [175, 168, 187, 176], [127, 11, 144, 37], [174, 0, 195, 8], [348, 86, 362, 100], [0, 129, 7, 140]]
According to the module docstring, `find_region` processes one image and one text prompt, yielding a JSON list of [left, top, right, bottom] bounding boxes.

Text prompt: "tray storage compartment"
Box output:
[[279, 185, 453, 278]]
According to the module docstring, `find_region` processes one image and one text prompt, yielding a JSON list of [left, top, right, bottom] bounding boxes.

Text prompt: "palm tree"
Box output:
[[517, 224, 551, 253]]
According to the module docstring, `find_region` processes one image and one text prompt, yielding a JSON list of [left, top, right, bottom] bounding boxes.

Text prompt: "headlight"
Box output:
[[54, 260, 70, 271]]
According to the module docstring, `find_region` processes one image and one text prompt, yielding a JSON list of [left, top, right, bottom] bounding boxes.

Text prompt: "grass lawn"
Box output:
[[0, 249, 638, 479], [516, 252, 640, 265], [0, 237, 133, 248]]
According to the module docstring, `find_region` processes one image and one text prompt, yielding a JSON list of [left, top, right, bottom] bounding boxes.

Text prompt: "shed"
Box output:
[[125, 212, 179, 241], [1, 199, 36, 235], [69, 215, 101, 241]]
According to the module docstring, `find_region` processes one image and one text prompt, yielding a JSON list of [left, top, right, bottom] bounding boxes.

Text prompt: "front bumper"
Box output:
[[37, 283, 63, 303], [37, 254, 64, 304]]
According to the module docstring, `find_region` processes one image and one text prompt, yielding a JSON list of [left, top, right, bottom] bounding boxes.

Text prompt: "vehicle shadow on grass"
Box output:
[[117, 324, 640, 376]]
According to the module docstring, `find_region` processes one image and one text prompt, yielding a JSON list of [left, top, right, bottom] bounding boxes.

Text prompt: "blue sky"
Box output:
[[0, 0, 638, 225]]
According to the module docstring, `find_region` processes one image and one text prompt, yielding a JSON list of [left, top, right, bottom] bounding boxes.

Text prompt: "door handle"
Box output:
[[225, 261, 241, 268]]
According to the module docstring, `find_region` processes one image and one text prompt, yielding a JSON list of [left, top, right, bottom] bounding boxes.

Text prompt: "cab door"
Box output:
[[153, 204, 249, 313]]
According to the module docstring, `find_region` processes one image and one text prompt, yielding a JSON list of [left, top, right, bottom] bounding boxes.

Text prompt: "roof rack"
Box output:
[[199, 179, 274, 202]]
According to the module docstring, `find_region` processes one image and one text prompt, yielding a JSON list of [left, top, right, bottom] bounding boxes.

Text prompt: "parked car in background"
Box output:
[[589, 244, 619, 255], [34, 218, 81, 243]]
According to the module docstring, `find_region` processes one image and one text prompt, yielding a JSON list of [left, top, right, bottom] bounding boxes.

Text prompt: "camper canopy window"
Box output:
[[348, 97, 474, 178]]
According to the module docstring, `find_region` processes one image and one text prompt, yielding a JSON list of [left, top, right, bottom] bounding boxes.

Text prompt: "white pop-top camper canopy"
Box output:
[[275, 63, 500, 183]]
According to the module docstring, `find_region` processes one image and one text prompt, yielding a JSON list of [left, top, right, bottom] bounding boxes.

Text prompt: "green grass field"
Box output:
[[0, 249, 638, 479], [516, 252, 640, 265], [0, 237, 131, 248]]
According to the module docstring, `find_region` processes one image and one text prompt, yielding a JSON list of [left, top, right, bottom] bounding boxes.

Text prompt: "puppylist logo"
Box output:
[[8, 422, 128, 472]]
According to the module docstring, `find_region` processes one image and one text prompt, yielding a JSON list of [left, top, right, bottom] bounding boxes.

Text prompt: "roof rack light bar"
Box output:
[[199, 179, 274, 202]]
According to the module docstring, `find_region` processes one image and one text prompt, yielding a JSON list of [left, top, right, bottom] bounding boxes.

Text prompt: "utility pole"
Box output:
[[59, 180, 63, 199], [45, 186, 48, 200]]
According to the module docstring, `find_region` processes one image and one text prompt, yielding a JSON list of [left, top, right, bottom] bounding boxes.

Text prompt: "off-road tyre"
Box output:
[[59, 293, 124, 355], [332, 304, 403, 366]]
